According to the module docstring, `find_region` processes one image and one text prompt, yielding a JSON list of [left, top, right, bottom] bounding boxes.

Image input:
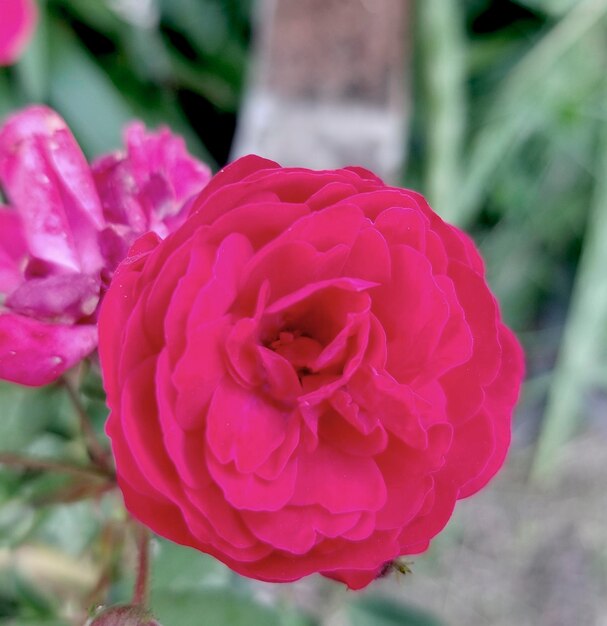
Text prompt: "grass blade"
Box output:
[[452, 0, 607, 227], [530, 81, 607, 482]]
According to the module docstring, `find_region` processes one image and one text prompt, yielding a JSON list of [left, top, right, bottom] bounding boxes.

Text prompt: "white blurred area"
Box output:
[[106, 0, 160, 28], [232, 0, 410, 183]]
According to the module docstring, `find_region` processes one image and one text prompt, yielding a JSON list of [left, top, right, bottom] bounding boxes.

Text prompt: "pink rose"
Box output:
[[0, 0, 37, 66], [92, 122, 212, 271], [99, 156, 524, 589], [0, 106, 210, 386]]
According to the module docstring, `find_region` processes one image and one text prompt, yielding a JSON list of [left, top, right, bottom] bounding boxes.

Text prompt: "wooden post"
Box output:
[[232, 0, 411, 183]]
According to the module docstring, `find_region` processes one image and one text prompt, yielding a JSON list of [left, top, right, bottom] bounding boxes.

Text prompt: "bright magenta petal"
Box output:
[[0, 0, 37, 66], [0, 314, 97, 386], [0, 106, 104, 274]]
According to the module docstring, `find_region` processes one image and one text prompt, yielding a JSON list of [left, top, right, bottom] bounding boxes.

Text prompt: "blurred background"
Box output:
[[1, 0, 607, 624]]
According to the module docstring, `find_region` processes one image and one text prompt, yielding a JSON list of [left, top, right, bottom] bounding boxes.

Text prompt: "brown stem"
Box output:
[[0, 452, 111, 480], [62, 376, 113, 473], [86, 520, 126, 608], [132, 523, 151, 606]]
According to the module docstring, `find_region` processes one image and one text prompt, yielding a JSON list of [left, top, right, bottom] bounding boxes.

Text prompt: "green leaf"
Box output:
[[151, 589, 281, 626], [348, 596, 444, 626], [121, 26, 173, 84], [0, 500, 36, 547], [47, 20, 135, 156], [159, 0, 229, 55], [48, 0, 125, 36], [516, 0, 579, 16], [33, 501, 99, 557], [167, 48, 240, 112], [0, 384, 66, 454], [151, 539, 230, 592], [11, 574, 56, 619], [0, 72, 17, 125], [18, 473, 70, 505], [277, 608, 317, 626], [14, 0, 49, 102]]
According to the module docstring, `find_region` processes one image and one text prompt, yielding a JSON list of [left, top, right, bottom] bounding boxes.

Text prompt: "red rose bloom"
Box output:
[[99, 156, 524, 589]]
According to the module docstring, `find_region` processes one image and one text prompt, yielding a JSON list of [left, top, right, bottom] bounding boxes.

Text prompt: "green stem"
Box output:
[[62, 375, 113, 474], [132, 524, 151, 607]]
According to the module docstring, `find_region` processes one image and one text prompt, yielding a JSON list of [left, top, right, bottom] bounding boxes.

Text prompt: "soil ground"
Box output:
[[379, 429, 607, 626]]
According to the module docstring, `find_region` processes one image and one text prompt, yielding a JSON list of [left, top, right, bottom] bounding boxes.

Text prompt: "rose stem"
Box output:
[[62, 375, 113, 474], [0, 452, 111, 480], [132, 523, 151, 606]]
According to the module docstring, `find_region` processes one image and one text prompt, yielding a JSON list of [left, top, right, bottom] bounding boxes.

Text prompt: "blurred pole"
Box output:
[[231, 0, 410, 183], [417, 0, 466, 219]]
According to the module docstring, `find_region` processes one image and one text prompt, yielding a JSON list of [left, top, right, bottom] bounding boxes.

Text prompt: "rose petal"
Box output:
[[0, 314, 97, 386], [0, 106, 104, 274], [206, 377, 290, 473], [7, 273, 99, 323], [0, 0, 37, 66], [0, 206, 27, 293], [290, 442, 387, 514]]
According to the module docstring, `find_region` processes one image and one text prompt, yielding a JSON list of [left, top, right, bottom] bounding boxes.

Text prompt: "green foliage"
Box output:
[[47, 20, 136, 156], [531, 97, 607, 479], [152, 589, 282, 626], [412, 0, 607, 473], [151, 539, 230, 591], [148, 541, 317, 625], [349, 596, 445, 626], [0, 384, 64, 454]]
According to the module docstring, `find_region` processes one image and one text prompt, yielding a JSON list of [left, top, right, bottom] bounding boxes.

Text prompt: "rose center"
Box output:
[[266, 329, 324, 381]]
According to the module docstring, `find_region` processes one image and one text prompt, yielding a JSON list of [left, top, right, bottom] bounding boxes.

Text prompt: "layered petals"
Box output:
[[0, 106, 210, 385], [93, 122, 211, 247]]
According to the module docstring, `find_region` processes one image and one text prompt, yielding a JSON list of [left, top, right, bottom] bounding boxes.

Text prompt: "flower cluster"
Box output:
[[0, 107, 211, 386], [99, 156, 524, 589]]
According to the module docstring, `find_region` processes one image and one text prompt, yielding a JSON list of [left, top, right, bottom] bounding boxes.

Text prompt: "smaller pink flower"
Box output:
[[93, 122, 212, 272], [0, 0, 38, 66], [0, 106, 211, 386]]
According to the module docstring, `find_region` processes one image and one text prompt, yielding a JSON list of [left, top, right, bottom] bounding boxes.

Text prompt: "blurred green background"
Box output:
[[1, 0, 607, 624]]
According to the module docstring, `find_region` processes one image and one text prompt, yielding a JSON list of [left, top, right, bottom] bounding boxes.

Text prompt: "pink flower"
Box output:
[[0, 106, 211, 386], [99, 156, 524, 589], [93, 122, 212, 271], [0, 0, 37, 66]]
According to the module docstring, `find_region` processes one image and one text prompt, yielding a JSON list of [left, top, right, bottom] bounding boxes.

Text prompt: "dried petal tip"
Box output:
[[86, 605, 162, 626]]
